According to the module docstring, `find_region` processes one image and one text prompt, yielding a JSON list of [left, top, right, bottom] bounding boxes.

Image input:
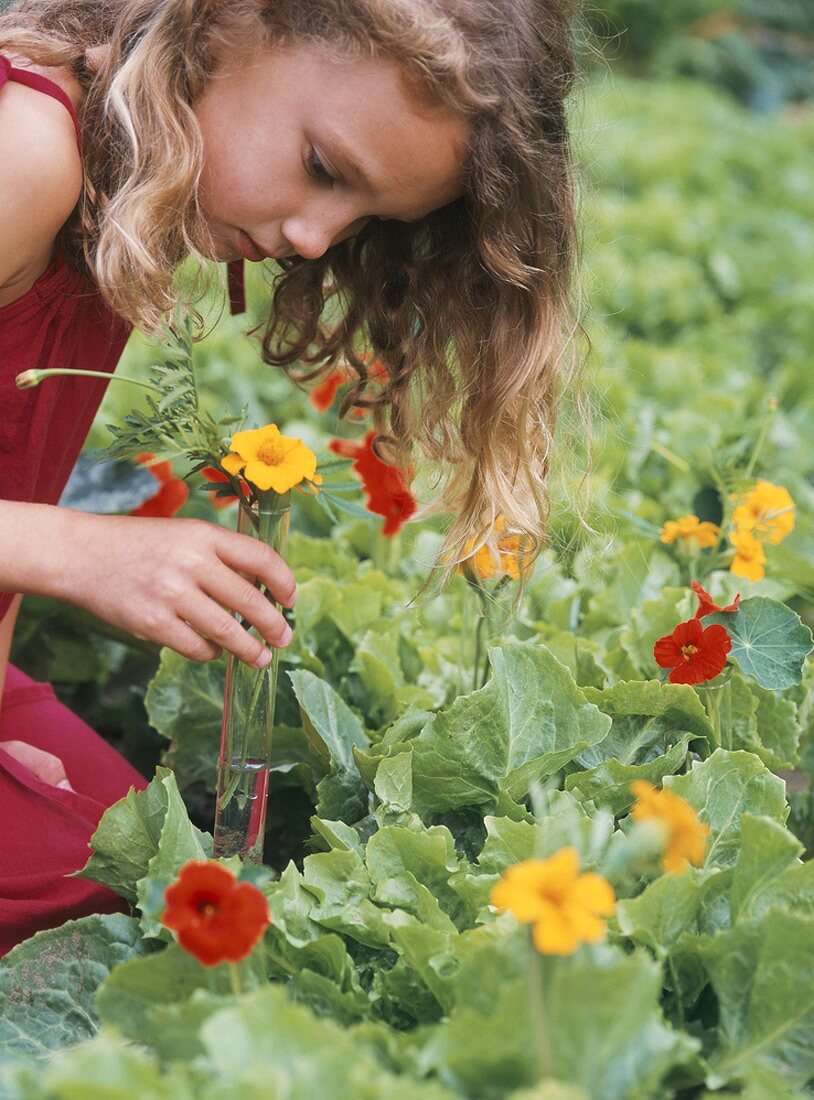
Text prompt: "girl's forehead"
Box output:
[[214, 42, 470, 219]]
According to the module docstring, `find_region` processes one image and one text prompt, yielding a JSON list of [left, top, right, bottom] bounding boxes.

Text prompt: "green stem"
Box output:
[[16, 367, 161, 393], [473, 593, 489, 693], [650, 440, 692, 473], [228, 962, 244, 996], [529, 945, 553, 1082], [744, 398, 778, 480]]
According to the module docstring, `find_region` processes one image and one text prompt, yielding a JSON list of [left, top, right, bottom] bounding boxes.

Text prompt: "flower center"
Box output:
[[196, 898, 219, 918], [256, 439, 287, 466], [681, 644, 699, 659]]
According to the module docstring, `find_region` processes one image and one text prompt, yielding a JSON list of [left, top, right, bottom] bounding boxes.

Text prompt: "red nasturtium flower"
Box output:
[[161, 860, 271, 967], [691, 580, 741, 619], [653, 618, 731, 686], [329, 431, 417, 536], [129, 452, 189, 518]]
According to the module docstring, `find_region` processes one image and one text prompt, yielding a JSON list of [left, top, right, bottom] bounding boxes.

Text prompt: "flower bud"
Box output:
[[15, 370, 41, 390]]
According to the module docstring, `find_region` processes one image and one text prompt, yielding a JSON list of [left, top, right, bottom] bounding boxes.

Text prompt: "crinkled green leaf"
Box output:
[[665, 750, 788, 868], [566, 679, 712, 813], [0, 915, 147, 1060], [702, 912, 814, 1087], [77, 768, 212, 904], [406, 644, 610, 816]]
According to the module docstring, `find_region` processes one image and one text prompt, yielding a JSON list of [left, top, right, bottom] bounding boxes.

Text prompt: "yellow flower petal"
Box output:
[[221, 452, 247, 476], [224, 424, 319, 494]]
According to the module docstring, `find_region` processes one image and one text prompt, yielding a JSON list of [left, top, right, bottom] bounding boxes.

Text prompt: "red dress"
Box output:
[[0, 56, 243, 954]]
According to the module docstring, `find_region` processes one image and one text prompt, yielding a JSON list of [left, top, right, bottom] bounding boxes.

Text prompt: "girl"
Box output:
[[0, 0, 584, 951]]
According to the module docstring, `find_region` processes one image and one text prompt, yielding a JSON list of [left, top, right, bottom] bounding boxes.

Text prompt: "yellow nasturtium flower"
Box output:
[[490, 848, 616, 956], [659, 514, 720, 549], [728, 528, 767, 582], [222, 424, 322, 494], [630, 781, 709, 874], [458, 516, 531, 582], [731, 480, 795, 546]]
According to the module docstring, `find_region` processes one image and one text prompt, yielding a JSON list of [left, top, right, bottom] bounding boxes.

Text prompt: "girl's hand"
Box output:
[[54, 513, 296, 667]]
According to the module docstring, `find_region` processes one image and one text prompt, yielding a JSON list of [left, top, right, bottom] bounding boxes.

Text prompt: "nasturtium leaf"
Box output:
[[78, 768, 212, 904], [702, 912, 814, 1088], [729, 814, 803, 924], [408, 644, 611, 816], [705, 597, 813, 690], [665, 750, 788, 868], [0, 915, 147, 1060]]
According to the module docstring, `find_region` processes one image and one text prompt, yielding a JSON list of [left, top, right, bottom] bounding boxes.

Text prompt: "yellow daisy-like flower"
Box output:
[[222, 424, 320, 494], [490, 848, 616, 956], [458, 516, 531, 582], [728, 527, 767, 582], [730, 480, 795, 546], [659, 514, 720, 549], [630, 781, 709, 874]]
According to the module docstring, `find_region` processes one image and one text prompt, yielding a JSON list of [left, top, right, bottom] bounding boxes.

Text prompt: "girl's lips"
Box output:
[[237, 229, 268, 262]]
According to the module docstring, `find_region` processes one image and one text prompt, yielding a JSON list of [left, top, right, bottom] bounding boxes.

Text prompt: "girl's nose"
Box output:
[[282, 216, 374, 260], [281, 218, 333, 260]]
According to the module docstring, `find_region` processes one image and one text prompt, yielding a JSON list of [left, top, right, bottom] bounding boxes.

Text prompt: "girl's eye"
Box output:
[[306, 148, 336, 189]]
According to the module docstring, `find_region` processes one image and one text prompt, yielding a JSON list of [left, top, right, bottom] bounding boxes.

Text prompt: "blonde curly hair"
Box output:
[[0, 0, 593, 592]]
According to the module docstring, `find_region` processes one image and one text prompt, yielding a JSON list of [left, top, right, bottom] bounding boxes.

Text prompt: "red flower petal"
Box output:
[[328, 431, 417, 537], [691, 580, 741, 619], [161, 861, 270, 967], [130, 453, 188, 517], [653, 617, 732, 686], [310, 370, 350, 412]]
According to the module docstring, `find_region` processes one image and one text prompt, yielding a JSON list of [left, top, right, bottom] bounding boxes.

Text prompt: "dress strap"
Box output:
[[227, 259, 246, 315], [0, 54, 83, 153]]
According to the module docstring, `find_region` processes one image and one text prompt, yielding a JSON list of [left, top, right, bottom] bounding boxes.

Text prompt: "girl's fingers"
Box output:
[[176, 591, 279, 668], [214, 529, 297, 609], [202, 564, 293, 649], [166, 619, 224, 664]]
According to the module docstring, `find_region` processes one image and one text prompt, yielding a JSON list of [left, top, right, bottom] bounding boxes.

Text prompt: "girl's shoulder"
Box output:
[[0, 56, 84, 307]]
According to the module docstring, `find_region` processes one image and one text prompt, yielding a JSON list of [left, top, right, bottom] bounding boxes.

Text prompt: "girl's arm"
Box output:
[[0, 501, 296, 667]]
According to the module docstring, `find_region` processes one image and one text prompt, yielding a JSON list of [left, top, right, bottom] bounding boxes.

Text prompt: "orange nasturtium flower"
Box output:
[[728, 528, 768, 582], [490, 848, 616, 956], [222, 424, 321, 495], [653, 617, 731, 685], [128, 452, 189, 518], [310, 360, 388, 419], [458, 516, 532, 582], [161, 860, 271, 967], [659, 514, 720, 549], [731, 480, 795, 546], [328, 430, 417, 536], [630, 781, 709, 874]]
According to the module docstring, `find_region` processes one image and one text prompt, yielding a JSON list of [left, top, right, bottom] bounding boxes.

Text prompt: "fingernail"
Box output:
[[289, 585, 298, 607], [254, 649, 272, 669], [279, 623, 293, 646]]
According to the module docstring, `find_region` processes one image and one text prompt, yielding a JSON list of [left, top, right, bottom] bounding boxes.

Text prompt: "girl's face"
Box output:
[[194, 43, 470, 263]]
